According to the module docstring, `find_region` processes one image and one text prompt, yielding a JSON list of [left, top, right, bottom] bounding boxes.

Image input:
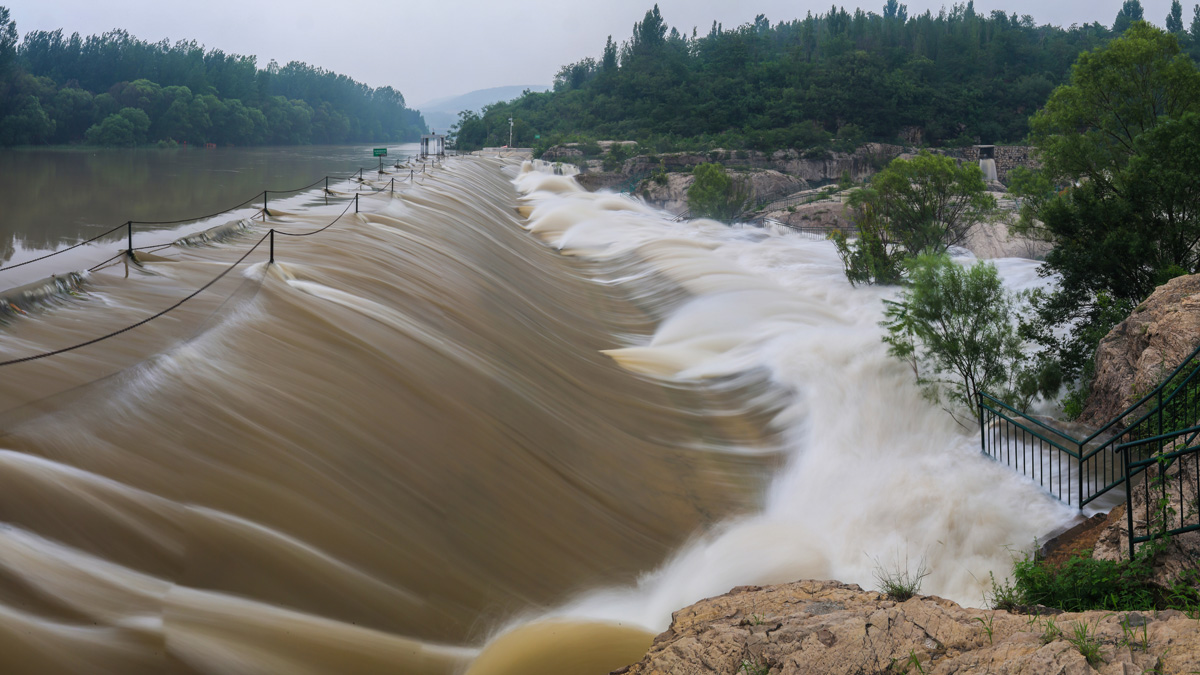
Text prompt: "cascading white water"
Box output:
[[981, 158, 999, 182], [504, 163, 1075, 635]]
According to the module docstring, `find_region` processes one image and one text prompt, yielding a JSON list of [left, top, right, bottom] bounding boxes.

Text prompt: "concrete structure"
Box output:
[[959, 145, 1039, 183], [420, 133, 446, 159]]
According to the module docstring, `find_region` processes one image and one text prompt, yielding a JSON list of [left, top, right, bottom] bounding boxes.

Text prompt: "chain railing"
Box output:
[[0, 153, 470, 367], [978, 342, 1200, 509]]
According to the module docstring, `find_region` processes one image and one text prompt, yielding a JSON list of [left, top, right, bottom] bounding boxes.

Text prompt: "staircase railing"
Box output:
[[978, 341, 1200, 508], [618, 172, 650, 194], [1118, 423, 1200, 558]]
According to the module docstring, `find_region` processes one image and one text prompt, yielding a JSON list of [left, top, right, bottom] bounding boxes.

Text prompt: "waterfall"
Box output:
[[980, 158, 998, 182]]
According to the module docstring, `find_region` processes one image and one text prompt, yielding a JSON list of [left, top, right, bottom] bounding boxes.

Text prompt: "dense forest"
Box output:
[[454, 0, 1200, 153], [0, 6, 426, 147]]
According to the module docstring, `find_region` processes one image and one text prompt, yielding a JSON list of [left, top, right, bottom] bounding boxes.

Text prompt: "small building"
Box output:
[[420, 133, 446, 159]]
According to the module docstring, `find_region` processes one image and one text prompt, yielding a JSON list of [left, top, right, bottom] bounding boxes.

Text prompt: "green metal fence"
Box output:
[[977, 341, 1200, 508], [1118, 424, 1200, 558], [618, 172, 650, 194]]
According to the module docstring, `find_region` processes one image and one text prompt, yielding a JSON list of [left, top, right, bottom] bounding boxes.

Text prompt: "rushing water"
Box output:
[[0, 153, 1075, 674]]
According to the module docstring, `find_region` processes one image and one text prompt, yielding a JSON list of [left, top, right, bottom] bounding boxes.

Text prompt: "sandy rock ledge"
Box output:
[[616, 580, 1200, 674]]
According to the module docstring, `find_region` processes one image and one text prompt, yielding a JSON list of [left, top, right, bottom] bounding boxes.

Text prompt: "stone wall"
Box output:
[[958, 145, 1039, 183]]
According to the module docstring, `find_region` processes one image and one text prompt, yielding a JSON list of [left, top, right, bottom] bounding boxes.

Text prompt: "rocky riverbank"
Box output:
[[616, 579, 1200, 674], [610, 275, 1200, 675]]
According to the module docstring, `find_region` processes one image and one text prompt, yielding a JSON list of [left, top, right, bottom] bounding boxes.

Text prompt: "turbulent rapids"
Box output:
[[0, 156, 1074, 674]]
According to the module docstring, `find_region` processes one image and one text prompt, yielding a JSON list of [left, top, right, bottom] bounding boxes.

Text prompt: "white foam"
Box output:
[[513, 169, 1076, 631]]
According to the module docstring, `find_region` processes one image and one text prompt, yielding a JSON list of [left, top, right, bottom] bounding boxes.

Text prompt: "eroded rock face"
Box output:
[[1079, 274, 1200, 428], [617, 580, 1200, 675], [636, 170, 805, 216]]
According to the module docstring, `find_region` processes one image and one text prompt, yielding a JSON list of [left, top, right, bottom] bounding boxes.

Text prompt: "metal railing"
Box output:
[[743, 216, 854, 239], [1119, 424, 1200, 558], [978, 341, 1200, 508], [619, 172, 650, 194]]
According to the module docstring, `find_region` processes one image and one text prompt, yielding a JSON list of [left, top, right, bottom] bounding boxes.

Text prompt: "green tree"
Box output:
[[832, 199, 905, 286], [84, 106, 149, 146], [1114, 0, 1145, 34], [1168, 0, 1185, 33], [1016, 22, 1200, 389], [835, 151, 994, 284], [881, 254, 1030, 426], [49, 86, 95, 142], [686, 162, 749, 222], [0, 94, 54, 144], [602, 35, 618, 72], [85, 112, 135, 146], [0, 6, 16, 76]]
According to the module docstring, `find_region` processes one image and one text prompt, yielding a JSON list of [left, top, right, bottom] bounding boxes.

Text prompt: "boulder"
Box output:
[[1079, 274, 1200, 428], [617, 579, 1200, 675], [540, 145, 584, 161]]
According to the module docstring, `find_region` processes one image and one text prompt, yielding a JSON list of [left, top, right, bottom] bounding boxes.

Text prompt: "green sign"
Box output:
[[534, 135, 540, 139], [373, 148, 387, 157]]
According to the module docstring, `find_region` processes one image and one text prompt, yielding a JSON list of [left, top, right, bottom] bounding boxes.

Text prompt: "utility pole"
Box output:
[[508, 117, 514, 148]]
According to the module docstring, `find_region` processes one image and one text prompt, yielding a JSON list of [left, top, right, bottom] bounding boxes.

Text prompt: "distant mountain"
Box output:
[[415, 85, 550, 134]]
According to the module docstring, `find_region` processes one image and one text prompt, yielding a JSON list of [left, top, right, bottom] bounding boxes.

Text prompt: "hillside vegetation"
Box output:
[[0, 6, 425, 147], [454, 1, 1200, 154]]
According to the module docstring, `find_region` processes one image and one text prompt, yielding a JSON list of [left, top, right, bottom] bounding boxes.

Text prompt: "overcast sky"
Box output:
[[2, 1, 1187, 107]]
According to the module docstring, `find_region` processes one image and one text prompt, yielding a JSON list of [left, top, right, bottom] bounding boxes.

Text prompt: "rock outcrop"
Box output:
[[618, 580, 1200, 675], [618, 144, 905, 184], [1079, 274, 1200, 427]]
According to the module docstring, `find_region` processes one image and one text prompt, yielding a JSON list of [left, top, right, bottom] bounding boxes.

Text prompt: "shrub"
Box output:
[[687, 162, 750, 222], [872, 554, 930, 602], [835, 152, 995, 285], [881, 254, 1033, 424]]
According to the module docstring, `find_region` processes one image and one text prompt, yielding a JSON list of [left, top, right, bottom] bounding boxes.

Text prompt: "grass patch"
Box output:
[[991, 538, 1200, 614], [873, 554, 930, 602], [1064, 621, 1104, 667]]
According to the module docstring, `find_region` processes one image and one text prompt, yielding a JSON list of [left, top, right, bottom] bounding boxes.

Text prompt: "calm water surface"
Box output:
[[0, 144, 420, 278]]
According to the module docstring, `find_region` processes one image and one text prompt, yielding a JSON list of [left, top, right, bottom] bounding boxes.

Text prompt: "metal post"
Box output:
[[355, 193, 359, 214], [127, 221, 133, 255], [269, 229, 275, 263], [977, 393, 985, 456], [410, 170, 414, 181], [263, 191, 268, 220], [1126, 449, 1135, 560], [1078, 440, 1084, 511], [390, 178, 394, 194]]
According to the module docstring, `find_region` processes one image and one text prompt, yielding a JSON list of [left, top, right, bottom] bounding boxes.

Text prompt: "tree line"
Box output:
[[0, 7, 426, 147], [454, 1, 1200, 154]]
